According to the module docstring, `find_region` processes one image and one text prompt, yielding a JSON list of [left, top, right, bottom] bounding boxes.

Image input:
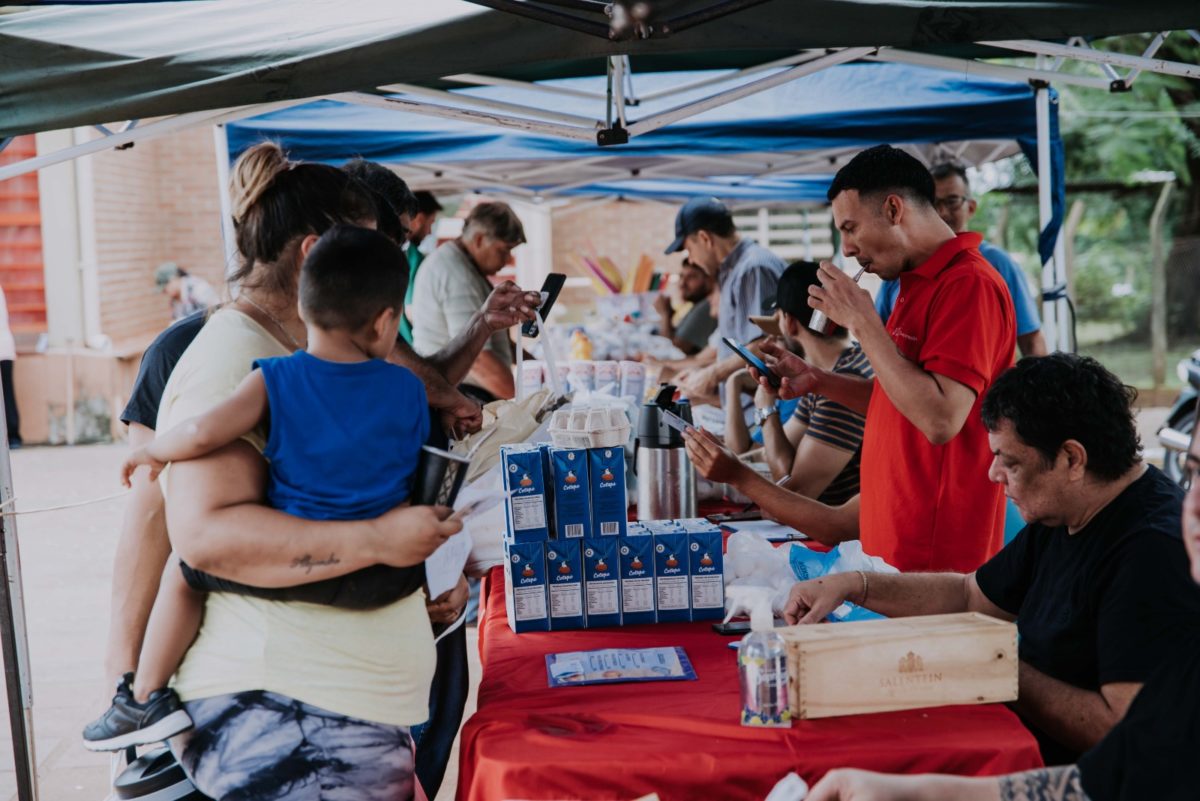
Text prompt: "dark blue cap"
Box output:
[[664, 196, 732, 255]]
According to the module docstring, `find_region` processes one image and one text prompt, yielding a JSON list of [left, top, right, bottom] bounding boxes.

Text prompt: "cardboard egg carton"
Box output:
[[549, 405, 631, 449]]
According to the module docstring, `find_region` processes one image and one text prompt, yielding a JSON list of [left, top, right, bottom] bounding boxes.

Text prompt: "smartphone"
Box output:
[[522, 272, 567, 337], [706, 510, 763, 524], [721, 337, 780, 388], [713, 618, 786, 635]]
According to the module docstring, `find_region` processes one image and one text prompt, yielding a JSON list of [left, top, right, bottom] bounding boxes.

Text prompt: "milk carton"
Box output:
[[581, 537, 621, 628], [537, 442, 557, 538], [549, 447, 591, 539], [588, 446, 627, 537], [687, 528, 725, 621], [594, 360, 620, 395], [504, 540, 550, 633], [501, 445, 550, 543], [545, 539, 585, 630], [652, 530, 691, 623], [618, 531, 656, 625]]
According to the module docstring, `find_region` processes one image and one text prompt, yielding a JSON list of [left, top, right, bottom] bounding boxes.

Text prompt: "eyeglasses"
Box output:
[[934, 195, 971, 211]]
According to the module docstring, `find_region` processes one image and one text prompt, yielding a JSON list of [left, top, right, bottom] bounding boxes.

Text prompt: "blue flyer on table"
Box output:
[[546, 646, 697, 687]]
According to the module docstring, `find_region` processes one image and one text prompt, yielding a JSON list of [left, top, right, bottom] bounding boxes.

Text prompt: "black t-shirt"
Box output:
[[975, 467, 1200, 760], [1078, 631, 1200, 800], [120, 311, 208, 429]]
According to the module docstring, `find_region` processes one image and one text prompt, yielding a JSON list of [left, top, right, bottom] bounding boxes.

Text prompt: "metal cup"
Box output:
[[806, 309, 839, 336], [412, 445, 472, 508]]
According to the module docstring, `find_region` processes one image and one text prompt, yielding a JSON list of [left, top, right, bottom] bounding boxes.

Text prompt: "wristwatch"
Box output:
[[755, 405, 779, 425]]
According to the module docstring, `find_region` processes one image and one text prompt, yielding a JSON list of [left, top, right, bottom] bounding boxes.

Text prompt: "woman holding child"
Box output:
[[88, 144, 458, 799]]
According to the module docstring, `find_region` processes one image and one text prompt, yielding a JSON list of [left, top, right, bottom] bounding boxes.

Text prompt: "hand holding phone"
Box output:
[[522, 273, 567, 337], [722, 337, 781, 388]]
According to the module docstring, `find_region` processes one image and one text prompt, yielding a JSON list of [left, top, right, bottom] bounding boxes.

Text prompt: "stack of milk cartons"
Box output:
[[620, 518, 726, 626], [500, 442, 628, 633]]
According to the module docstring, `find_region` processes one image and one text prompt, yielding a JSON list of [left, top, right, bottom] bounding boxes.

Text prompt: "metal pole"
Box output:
[[1035, 82, 1065, 352], [0, 411, 38, 799], [1149, 182, 1174, 388], [211, 125, 238, 280]]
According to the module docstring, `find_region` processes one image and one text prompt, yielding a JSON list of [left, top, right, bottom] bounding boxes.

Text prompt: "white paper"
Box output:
[[426, 485, 508, 599]]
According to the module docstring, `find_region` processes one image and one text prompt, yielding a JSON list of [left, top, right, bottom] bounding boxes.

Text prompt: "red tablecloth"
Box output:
[[457, 568, 1042, 801]]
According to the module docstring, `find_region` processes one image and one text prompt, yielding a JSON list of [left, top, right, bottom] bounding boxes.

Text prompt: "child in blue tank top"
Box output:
[[84, 225, 460, 751]]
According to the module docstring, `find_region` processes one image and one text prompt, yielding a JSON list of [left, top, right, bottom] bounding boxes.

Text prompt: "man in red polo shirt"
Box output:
[[759, 145, 1015, 572]]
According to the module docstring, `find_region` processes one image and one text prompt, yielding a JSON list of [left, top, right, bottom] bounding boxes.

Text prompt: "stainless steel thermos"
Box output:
[[635, 385, 698, 520]]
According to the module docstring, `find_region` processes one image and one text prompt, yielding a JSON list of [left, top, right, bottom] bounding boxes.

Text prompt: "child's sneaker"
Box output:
[[82, 672, 193, 751]]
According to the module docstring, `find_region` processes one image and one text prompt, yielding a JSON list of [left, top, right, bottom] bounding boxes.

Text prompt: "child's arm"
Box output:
[[121, 371, 269, 487]]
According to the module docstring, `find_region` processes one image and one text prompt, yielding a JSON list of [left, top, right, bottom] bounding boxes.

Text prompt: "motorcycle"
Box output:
[[1157, 347, 1200, 486]]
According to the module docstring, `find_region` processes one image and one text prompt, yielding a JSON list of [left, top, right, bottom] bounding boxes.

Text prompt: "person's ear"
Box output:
[[883, 194, 903, 225], [298, 233, 321, 262], [966, 198, 978, 218], [781, 311, 801, 338], [374, 307, 399, 343], [1060, 440, 1088, 480]]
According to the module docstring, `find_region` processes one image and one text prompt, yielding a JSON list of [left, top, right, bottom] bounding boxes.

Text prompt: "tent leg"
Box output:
[[0, 429, 38, 799], [212, 124, 238, 280], [1035, 81, 1068, 353]]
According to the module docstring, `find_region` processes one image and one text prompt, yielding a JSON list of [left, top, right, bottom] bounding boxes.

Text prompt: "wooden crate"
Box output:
[[779, 612, 1018, 719]]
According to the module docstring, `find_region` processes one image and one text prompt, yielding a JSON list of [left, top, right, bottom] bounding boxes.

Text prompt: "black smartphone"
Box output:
[[706, 510, 763, 524], [712, 618, 786, 635], [721, 337, 781, 388], [522, 272, 567, 337]]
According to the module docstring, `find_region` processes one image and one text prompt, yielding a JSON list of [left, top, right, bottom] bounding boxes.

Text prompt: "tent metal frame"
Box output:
[[0, 25, 1197, 800]]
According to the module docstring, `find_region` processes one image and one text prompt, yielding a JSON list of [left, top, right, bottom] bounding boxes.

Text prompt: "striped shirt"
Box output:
[[714, 238, 787, 357], [793, 344, 873, 505]]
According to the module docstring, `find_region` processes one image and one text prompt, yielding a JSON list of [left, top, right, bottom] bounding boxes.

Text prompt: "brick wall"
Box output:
[[551, 198, 684, 285], [90, 127, 226, 346]]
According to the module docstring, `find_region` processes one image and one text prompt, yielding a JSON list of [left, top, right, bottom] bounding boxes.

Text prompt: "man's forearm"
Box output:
[[727, 466, 857, 545], [711, 354, 747, 383], [807, 370, 874, 414], [390, 338, 464, 408], [428, 312, 494, 386], [724, 395, 752, 454], [1018, 330, 1049, 358], [759, 414, 796, 481], [1014, 662, 1128, 754]]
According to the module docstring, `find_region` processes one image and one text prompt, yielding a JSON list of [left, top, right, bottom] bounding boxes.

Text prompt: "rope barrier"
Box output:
[[0, 490, 129, 518]]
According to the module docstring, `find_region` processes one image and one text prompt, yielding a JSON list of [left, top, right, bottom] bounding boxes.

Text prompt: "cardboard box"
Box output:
[[501, 445, 550, 543], [652, 530, 690, 623], [504, 541, 550, 633], [618, 532, 656, 625], [549, 447, 591, 539], [545, 540, 586, 630], [779, 612, 1018, 719], [582, 537, 621, 628], [687, 529, 725, 621], [588, 446, 627, 537]]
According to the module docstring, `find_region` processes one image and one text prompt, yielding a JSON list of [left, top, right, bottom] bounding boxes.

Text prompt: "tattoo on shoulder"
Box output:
[[999, 766, 1089, 801], [291, 553, 340, 574]]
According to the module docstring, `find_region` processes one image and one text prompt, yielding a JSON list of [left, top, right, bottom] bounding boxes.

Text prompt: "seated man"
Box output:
[[655, 257, 718, 357], [782, 354, 1200, 764], [805, 401, 1200, 801], [411, 201, 526, 400], [723, 261, 873, 505]]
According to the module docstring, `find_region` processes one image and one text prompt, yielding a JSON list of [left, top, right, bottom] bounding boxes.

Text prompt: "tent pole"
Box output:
[[212, 124, 238, 280], [0, 433, 38, 800], [982, 36, 1200, 81], [1035, 81, 1066, 353]]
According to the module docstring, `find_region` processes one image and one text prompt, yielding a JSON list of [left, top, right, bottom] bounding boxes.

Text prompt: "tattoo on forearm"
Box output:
[[291, 553, 340, 574], [999, 766, 1089, 801]]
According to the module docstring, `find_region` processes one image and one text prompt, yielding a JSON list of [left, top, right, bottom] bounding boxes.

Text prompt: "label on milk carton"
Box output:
[[501, 445, 550, 543], [582, 537, 621, 628], [504, 540, 550, 633], [545, 539, 585, 630], [653, 530, 691, 622], [687, 529, 725, 621], [618, 532, 656, 625], [588, 446, 627, 538], [550, 448, 591, 539]]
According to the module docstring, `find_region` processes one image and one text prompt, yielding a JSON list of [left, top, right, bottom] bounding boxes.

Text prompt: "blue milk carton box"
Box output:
[[536, 442, 557, 538], [504, 540, 550, 633], [581, 537, 621, 628], [501, 445, 550, 543], [549, 448, 591, 539], [545, 539, 585, 630], [687, 528, 725, 621], [652, 530, 691, 622], [588, 446, 627, 538], [618, 531, 656, 625]]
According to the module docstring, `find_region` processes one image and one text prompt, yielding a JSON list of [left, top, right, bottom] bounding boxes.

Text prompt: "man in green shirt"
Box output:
[[400, 191, 444, 344]]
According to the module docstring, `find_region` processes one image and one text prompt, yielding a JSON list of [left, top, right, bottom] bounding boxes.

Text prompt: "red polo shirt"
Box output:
[[859, 232, 1016, 573]]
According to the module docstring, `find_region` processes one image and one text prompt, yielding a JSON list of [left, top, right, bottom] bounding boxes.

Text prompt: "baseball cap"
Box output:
[[664, 196, 733, 255]]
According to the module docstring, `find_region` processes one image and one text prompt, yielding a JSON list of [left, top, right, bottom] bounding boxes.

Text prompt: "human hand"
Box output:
[[683, 426, 748, 485], [120, 448, 166, 488], [654, 293, 674, 320], [758, 339, 820, 400], [678, 365, 718, 399], [427, 574, 469, 625], [725, 367, 759, 398], [375, 505, 462, 567], [808, 768, 932, 801], [754, 379, 779, 407], [808, 261, 875, 336], [481, 281, 543, 332], [440, 390, 483, 438], [782, 572, 859, 625]]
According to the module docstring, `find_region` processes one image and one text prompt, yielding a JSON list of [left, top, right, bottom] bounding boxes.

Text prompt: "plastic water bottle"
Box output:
[[726, 586, 792, 728]]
